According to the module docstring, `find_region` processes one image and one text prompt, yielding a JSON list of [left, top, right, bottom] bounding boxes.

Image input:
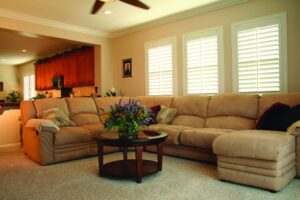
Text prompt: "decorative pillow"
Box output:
[[38, 108, 75, 127], [156, 105, 177, 124], [281, 104, 300, 131], [287, 120, 300, 134], [148, 105, 161, 125], [256, 102, 290, 131]]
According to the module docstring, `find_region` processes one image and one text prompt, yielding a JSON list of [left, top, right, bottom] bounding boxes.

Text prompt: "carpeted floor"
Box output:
[[1, 148, 300, 200]]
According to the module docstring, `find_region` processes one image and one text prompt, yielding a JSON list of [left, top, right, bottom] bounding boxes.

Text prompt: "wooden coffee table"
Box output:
[[94, 130, 168, 183]]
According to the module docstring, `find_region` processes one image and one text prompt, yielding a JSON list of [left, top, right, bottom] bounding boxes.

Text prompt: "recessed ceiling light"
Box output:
[[19, 32, 40, 38], [101, 0, 115, 2], [103, 10, 112, 15], [21, 49, 27, 52]]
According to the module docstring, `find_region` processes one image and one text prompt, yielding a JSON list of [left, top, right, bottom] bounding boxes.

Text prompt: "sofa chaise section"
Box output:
[[213, 130, 296, 191]]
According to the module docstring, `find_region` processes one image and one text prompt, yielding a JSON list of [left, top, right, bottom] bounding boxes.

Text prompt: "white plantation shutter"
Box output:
[[146, 37, 176, 95], [23, 74, 35, 100], [29, 75, 35, 99], [233, 14, 287, 93], [184, 28, 223, 94], [23, 75, 30, 100]]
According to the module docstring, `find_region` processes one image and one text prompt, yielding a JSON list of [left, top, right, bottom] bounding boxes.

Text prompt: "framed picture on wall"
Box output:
[[122, 58, 132, 78], [0, 82, 3, 91]]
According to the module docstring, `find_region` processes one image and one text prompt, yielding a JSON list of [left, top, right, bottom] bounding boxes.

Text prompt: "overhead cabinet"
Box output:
[[35, 47, 94, 90]]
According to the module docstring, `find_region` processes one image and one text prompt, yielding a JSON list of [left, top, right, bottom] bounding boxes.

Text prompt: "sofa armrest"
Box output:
[[23, 126, 55, 165], [25, 119, 59, 133]]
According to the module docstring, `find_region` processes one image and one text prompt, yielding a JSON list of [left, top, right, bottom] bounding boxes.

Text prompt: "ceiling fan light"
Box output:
[[100, 0, 115, 2], [103, 10, 112, 14]]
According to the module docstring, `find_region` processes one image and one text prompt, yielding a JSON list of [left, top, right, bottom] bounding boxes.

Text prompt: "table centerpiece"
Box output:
[[104, 98, 152, 140]]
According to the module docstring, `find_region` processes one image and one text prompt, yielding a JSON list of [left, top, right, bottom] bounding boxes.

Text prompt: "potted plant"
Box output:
[[106, 87, 117, 97], [31, 92, 46, 100], [104, 98, 152, 140], [6, 90, 21, 103]]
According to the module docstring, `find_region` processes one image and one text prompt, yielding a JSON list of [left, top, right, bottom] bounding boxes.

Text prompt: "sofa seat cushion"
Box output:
[[171, 115, 205, 128], [180, 128, 234, 150], [148, 124, 192, 145], [55, 127, 92, 146], [205, 116, 255, 130], [81, 123, 105, 137], [213, 130, 295, 161]]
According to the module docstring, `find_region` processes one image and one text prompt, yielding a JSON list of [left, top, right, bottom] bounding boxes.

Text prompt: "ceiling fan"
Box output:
[[91, 0, 150, 14]]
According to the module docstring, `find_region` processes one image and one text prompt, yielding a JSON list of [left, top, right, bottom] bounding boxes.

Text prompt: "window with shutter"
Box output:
[[23, 74, 35, 100], [183, 27, 224, 94], [145, 37, 177, 96], [232, 13, 287, 93]]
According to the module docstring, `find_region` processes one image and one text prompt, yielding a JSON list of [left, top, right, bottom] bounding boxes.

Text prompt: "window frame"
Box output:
[[144, 36, 178, 96], [231, 13, 287, 93], [182, 26, 224, 95]]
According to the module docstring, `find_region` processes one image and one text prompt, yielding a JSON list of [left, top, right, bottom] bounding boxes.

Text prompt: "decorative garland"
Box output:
[[35, 45, 93, 65]]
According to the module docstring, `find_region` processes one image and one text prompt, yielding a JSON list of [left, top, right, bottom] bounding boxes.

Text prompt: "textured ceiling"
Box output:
[[0, 0, 220, 33]]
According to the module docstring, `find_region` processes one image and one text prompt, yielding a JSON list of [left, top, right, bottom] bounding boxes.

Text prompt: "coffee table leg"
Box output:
[[122, 147, 128, 161], [135, 146, 143, 183], [97, 143, 104, 177], [157, 143, 163, 171]]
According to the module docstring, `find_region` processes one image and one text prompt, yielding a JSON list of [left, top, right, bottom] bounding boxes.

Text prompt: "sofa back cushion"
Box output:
[[38, 108, 75, 127], [94, 97, 130, 124], [136, 96, 173, 108], [34, 98, 69, 117], [65, 97, 100, 126], [20, 100, 36, 127], [258, 93, 300, 119], [206, 94, 259, 130], [171, 95, 210, 128], [66, 97, 98, 115]]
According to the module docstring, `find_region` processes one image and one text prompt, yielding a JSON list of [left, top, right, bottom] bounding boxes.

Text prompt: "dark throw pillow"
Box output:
[[256, 102, 290, 131], [148, 105, 161, 125], [281, 104, 300, 131]]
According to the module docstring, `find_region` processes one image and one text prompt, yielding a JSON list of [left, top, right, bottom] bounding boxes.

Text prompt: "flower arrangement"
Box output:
[[104, 98, 152, 140]]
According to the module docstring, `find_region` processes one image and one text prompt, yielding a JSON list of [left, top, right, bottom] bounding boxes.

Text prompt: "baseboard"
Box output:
[[0, 142, 21, 152], [0, 143, 20, 148]]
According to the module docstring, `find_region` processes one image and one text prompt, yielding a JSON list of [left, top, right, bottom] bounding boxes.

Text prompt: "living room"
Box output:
[[0, 0, 300, 199]]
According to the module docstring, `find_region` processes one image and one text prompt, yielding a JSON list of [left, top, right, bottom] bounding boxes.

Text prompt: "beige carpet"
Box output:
[[0, 148, 300, 200]]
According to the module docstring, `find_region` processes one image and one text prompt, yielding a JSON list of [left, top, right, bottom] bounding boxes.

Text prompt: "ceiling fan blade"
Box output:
[[120, 0, 150, 10], [91, 0, 105, 14]]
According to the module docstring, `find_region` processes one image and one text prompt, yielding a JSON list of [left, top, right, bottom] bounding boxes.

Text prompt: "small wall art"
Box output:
[[122, 58, 132, 78]]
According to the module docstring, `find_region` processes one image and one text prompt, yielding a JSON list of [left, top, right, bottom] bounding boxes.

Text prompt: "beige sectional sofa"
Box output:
[[20, 93, 300, 191]]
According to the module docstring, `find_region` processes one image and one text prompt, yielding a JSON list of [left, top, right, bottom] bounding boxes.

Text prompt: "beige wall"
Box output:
[[111, 0, 300, 96], [0, 65, 20, 147], [0, 64, 20, 100], [0, 110, 20, 147]]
